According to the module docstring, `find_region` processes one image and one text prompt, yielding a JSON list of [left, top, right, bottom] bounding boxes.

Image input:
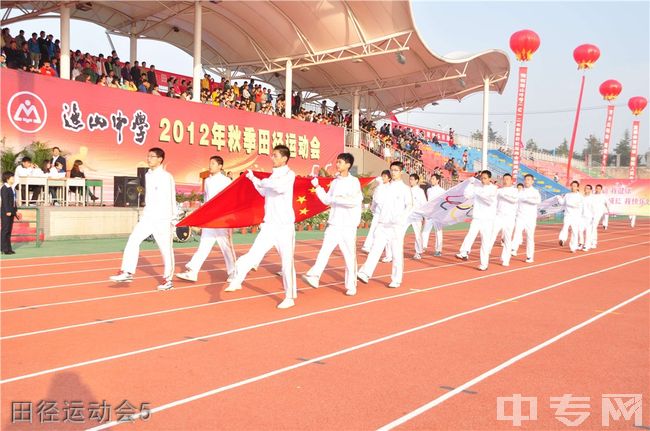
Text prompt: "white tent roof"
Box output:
[[2, 1, 511, 115]]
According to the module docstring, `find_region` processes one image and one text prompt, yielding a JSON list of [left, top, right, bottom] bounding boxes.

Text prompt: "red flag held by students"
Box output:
[[178, 173, 374, 228]]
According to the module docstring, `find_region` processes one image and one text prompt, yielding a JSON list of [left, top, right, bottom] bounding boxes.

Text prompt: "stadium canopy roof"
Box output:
[[2, 1, 511, 117]]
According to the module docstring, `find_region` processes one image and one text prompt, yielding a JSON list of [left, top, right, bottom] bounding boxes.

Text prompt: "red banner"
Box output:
[[601, 105, 615, 175], [178, 173, 374, 228], [1, 69, 343, 197], [390, 121, 450, 143], [512, 66, 528, 181], [629, 120, 640, 180]]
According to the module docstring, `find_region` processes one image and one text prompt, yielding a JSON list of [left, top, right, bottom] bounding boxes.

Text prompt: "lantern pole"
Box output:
[[566, 73, 586, 183]]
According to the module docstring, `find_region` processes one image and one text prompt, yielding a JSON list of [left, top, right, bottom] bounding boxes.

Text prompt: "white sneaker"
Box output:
[[501, 261, 510, 267], [581, 247, 589, 252], [361, 248, 370, 254], [277, 298, 295, 309], [176, 270, 197, 282], [302, 274, 319, 289], [109, 271, 133, 282], [357, 272, 369, 284], [455, 253, 468, 261], [511, 250, 517, 257], [226, 272, 234, 282], [525, 257, 534, 263], [251, 265, 259, 271], [345, 288, 357, 296], [381, 257, 392, 263], [388, 281, 400, 288], [434, 251, 442, 257], [224, 282, 242, 292], [413, 253, 422, 260], [157, 280, 173, 291], [275, 271, 283, 277], [478, 265, 488, 271]]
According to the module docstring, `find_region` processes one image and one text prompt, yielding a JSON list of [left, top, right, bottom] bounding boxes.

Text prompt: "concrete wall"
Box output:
[[41, 207, 142, 239]]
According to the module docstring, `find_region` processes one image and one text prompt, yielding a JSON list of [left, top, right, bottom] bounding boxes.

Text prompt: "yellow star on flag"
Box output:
[[299, 207, 309, 215], [296, 196, 306, 204], [309, 187, 317, 193]]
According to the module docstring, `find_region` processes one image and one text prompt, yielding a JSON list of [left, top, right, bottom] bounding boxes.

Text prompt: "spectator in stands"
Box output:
[[130, 61, 142, 87], [45, 34, 55, 61], [14, 30, 26, 48], [50, 57, 60, 76], [96, 75, 107, 86], [39, 60, 57, 77], [0, 53, 5, 68], [462, 150, 469, 171], [147, 65, 157, 88], [553, 173, 559, 182], [69, 160, 98, 202], [81, 61, 97, 83], [4, 40, 21, 69], [121, 61, 131, 82], [28, 32, 40, 67]]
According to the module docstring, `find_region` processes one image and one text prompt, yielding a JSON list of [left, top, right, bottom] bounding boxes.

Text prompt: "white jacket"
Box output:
[[496, 186, 519, 219], [142, 166, 178, 222], [559, 192, 583, 218], [411, 185, 427, 210], [250, 165, 296, 225], [374, 180, 413, 226], [204, 172, 232, 201], [465, 182, 498, 220], [516, 186, 542, 219], [591, 193, 610, 215], [315, 174, 363, 228], [370, 182, 388, 214], [582, 194, 596, 220], [426, 185, 445, 203]]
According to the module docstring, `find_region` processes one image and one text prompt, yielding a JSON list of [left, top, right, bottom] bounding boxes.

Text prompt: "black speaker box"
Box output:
[[113, 176, 142, 207]]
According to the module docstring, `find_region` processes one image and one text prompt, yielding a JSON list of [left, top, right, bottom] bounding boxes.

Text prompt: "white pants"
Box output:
[[231, 223, 297, 299], [307, 224, 357, 291], [630, 215, 636, 228], [591, 212, 606, 247], [559, 215, 581, 251], [186, 228, 236, 275], [512, 216, 537, 260], [459, 218, 494, 267], [359, 223, 405, 284], [491, 216, 515, 265], [408, 218, 424, 255], [422, 218, 443, 253], [363, 216, 390, 257], [602, 213, 609, 228], [580, 217, 593, 249], [121, 218, 174, 280]]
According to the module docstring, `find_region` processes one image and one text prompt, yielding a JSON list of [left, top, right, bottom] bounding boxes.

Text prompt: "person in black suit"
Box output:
[[51, 146, 67, 173], [1, 172, 20, 255]]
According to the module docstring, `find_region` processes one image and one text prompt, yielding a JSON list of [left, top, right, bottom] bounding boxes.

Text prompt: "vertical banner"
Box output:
[[512, 66, 528, 180], [629, 120, 640, 179], [600, 104, 615, 175]]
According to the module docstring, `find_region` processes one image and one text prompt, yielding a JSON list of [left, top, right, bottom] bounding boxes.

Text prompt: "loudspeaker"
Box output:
[[113, 176, 141, 207], [137, 167, 147, 201]]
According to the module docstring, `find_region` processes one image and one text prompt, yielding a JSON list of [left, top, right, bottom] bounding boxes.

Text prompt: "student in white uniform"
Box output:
[[455, 170, 498, 270], [511, 174, 542, 263], [491, 173, 519, 266], [592, 184, 610, 241], [422, 174, 445, 257], [361, 170, 391, 261], [177, 156, 236, 282], [302, 153, 363, 296], [110, 147, 178, 290], [580, 184, 595, 251], [357, 161, 413, 288], [558, 180, 584, 253], [225, 145, 297, 309], [407, 173, 427, 260]]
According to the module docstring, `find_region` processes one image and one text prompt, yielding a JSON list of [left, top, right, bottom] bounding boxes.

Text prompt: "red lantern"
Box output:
[[573, 44, 600, 70], [509, 30, 541, 61], [599, 80, 622, 101], [628, 96, 648, 116]]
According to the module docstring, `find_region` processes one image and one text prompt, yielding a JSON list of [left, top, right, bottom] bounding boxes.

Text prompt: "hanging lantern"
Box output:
[[573, 44, 600, 70], [628, 96, 648, 116], [598, 80, 622, 101], [509, 30, 541, 61]]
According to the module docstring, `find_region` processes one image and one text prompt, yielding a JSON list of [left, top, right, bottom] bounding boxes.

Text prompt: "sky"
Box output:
[[3, 1, 649, 154]]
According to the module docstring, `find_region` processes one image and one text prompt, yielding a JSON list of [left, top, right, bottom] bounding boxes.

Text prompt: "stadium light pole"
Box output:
[[192, 0, 202, 102], [285, 59, 292, 118], [129, 23, 137, 64], [59, 4, 70, 80], [481, 77, 490, 170]]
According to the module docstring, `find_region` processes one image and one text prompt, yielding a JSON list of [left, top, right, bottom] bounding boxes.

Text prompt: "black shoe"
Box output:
[[2, 250, 15, 255], [559, 240, 564, 246]]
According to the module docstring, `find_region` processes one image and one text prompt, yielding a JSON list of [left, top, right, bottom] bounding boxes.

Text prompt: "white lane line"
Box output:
[[82, 258, 650, 430], [377, 288, 650, 430], [1, 233, 641, 313], [2, 252, 646, 386]]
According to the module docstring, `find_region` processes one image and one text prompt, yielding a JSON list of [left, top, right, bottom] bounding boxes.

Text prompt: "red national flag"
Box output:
[[178, 172, 374, 228]]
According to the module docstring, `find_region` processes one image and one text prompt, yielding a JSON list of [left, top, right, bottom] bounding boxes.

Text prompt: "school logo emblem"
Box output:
[[7, 91, 48, 133]]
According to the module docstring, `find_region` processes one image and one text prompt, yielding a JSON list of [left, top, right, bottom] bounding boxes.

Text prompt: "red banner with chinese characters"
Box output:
[[179, 173, 374, 228], [1, 69, 343, 194], [629, 120, 640, 180], [390, 121, 450, 143], [601, 105, 615, 175], [512, 66, 528, 181]]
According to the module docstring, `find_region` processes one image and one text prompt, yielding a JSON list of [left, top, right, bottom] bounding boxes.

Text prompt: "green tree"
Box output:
[[614, 129, 631, 166], [471, 122, 504, 144], [582, 134, 603, 166], [555, 139, 569, 157], [525, 138, 538, 151]]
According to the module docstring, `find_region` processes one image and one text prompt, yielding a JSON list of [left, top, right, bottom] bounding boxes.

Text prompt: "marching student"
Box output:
[[422, 173, 445, 257], [455, 170, 498, 271], [1, 172, 20, 255], [407, 173, 426, 259], [511, 174, 542, 263], [177, 156, 236, 282], [302, 153, 363, 296], [225, 145, 297, 309], [110, 147, 178, 290], [361, 169, 390, 258], [592, 184, 610, 241], [557, 180, 584, 253], [580, 184, 595, 251], [491, 173, 518, 266], [357, 161, 413, 288]]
